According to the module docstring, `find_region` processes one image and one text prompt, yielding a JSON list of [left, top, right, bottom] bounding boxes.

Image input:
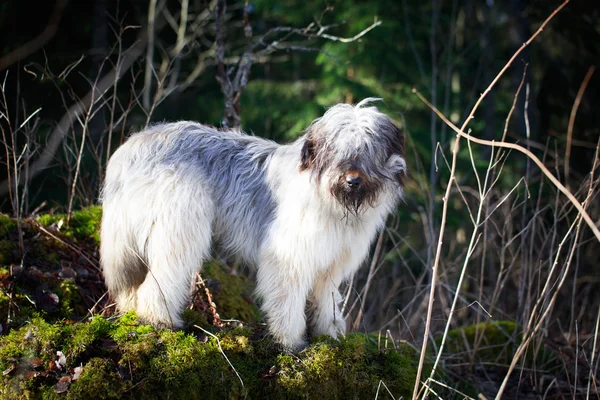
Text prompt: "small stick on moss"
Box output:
[[34, 222, 101, 273], [193, 324, 244, 390], [195, 273, 223, 328]]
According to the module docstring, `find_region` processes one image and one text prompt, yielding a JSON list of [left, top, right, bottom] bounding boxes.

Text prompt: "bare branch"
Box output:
[[172, 0, 189, 56], [0, 0, 69, 71], [316, 18, 381, 43], [0, 28, 150, 197], [413, 88, 600, 242], [565, 66, 595, 187]]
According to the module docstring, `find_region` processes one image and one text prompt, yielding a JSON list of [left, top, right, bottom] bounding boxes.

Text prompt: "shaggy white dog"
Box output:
[[100, 98, 406, 351]]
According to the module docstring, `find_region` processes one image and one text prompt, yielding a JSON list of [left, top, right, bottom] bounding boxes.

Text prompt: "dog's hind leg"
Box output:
[[134, 181, 215, 329], [101, 202, 148, 313]]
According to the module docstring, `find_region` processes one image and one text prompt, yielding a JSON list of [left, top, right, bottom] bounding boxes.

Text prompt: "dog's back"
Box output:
[[101, 122, 279, 326]]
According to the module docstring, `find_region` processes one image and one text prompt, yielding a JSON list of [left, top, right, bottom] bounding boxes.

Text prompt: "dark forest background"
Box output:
[[1, 0, 599, 397]]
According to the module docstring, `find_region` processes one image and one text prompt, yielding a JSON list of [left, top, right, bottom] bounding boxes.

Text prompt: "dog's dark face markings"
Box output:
[[300, 101, 406, 216]]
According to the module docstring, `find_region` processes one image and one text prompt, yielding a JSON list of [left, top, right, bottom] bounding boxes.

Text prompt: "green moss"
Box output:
[[27, 235, 64, 268], [68, 206, 102, 244], [60, 317, 112, 363], [52, 279, 85, 319], [1, 313, 420, 399], [62, 358, 127, 400], [0, 317, 62, 371], [0, 291, 7, 320], [0, 375, 36, 400], [0, 214, 16, 236], [0, 277, 84, 329], [439, 320, 519, 364], [203, 261, 261, 323], [1, 206, 420, 399], [276, 334, 417, 399], [182, 308, 209, 327], [36, 206, 102, 244], [0, 288, 40, 328], [0, 240, 16, 264], [110, 311, 155, 344]]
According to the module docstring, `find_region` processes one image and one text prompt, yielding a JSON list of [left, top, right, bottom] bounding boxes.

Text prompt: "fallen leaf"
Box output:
[[54, 376, 71, 394], [28, 358, 44, 369], [56, 351, 66, 368], [72, 366, 83, 381], [2, 365, 15, 376], [100, 338, 118, 351], [48, 361, 60, 372], [25, 371, 40, 380]]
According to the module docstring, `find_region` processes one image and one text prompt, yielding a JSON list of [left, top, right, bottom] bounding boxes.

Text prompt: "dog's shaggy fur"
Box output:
[[100, 98, 406, 351]]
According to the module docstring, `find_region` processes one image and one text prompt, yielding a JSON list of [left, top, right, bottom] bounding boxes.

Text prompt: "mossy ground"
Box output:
[[35, 206, 103, 245], [1, 313, 419, 399], [0, 208, 420, 399]]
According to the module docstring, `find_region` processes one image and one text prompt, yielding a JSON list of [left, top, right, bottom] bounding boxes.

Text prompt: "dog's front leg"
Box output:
[[255, 263, 312, 352], [309, 267, 346, 339]]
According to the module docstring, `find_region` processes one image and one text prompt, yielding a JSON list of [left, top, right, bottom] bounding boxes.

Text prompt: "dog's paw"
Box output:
[[333, 317, 347, 337], [280, 338, 309, 354], [317, 316, 347, 340]]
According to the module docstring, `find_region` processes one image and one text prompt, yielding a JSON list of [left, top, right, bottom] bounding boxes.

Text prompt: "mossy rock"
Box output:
[[0, 274, 86, 328], [51, 357, 126, 400], [0, 313, 419, 399], [0, 208, 102, 329]]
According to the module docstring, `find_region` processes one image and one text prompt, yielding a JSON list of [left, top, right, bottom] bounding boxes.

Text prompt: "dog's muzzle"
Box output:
[[344, 170, 363, 190]]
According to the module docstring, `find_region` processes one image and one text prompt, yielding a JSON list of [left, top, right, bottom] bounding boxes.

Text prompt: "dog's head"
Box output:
[[300, 98, 406, 216]]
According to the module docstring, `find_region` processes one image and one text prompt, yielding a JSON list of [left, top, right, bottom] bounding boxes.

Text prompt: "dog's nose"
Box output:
[[346, 175, 362, 188]]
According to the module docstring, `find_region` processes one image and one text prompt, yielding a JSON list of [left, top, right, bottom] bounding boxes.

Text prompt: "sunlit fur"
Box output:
[[100, 98, 406, 351]]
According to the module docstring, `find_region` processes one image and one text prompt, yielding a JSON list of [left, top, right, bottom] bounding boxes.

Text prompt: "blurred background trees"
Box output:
[[1, 0, 597, 209]]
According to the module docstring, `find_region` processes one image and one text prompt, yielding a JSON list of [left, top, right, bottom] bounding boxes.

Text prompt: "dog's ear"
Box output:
[[300, 136, 316, 171], [388, 121, 405, 158], [384, 119, 407, 185]]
